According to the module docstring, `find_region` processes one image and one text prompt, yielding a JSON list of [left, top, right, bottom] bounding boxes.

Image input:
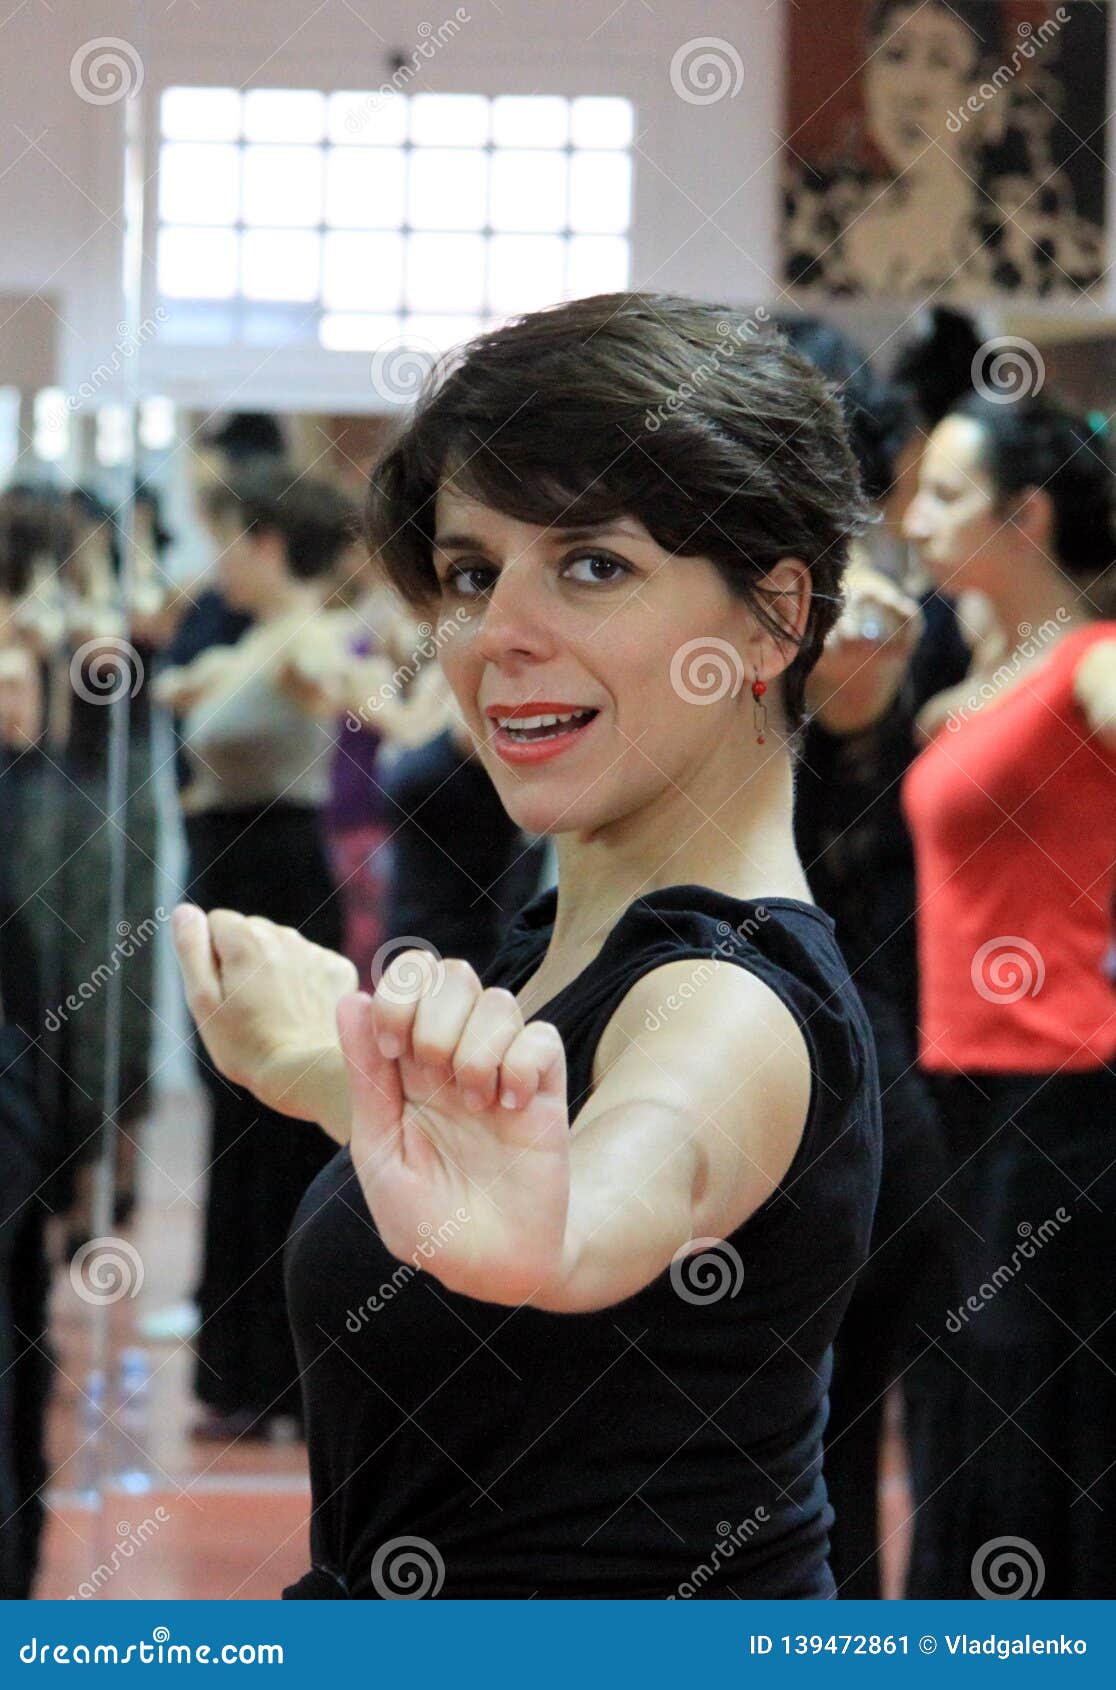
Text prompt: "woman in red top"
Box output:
[[900, 393, 1116, 1598]]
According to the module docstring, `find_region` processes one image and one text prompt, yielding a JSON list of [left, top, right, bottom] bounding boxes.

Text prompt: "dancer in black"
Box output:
[[784, 317, 971, 1595], [173, 293, 882, 1597]]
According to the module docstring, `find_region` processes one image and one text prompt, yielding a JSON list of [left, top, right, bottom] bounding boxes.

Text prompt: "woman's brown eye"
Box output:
[[445, 565, 494, 597], [565, 553, 629, 584]]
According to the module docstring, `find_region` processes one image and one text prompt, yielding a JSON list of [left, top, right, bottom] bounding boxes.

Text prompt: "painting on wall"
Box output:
[[782, 0, 1107, 298]]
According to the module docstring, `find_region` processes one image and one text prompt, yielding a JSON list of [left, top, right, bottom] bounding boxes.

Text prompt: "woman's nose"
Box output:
[[902, 496, 931, 543], [473, 564, 555, 662]]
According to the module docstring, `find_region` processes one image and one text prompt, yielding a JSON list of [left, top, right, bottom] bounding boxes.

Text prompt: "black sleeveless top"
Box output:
[[282, 885, 881, 1599]]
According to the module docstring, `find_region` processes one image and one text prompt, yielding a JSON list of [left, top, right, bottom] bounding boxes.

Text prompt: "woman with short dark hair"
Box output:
[[173, 293, 882, 1598]]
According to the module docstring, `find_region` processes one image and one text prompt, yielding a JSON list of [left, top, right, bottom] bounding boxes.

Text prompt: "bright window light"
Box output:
[[242, 146, 322, 226], [241, 230, 321, 302], [139, 396, 176, 451], [243, 89, 324, 144], [95, 404, 131, 468], [325, 149, 407, 227], [33, 388, 69, 463], [490, 150, 568, 233], [155, 88, 633, 355]]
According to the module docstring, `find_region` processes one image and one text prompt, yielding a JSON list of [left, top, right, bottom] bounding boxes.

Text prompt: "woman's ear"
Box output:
[[1011, 486, 1055, 552], [756, 556, 812, 669]]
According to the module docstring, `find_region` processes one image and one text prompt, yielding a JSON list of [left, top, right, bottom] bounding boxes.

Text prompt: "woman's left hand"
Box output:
[[337, 958, 571, 1306], [277, 653, 350, 719], [805, 560, 923, 734]]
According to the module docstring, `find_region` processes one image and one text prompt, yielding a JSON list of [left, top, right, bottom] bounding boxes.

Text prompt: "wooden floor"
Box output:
[[33, 1087, 912, 1600]]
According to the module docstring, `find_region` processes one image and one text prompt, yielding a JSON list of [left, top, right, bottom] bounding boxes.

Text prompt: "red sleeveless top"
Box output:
[[902, 621, 1116, 1073]]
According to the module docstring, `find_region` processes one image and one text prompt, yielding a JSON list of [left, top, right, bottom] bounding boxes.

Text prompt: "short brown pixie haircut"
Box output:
[[365, 291, 870, 728]]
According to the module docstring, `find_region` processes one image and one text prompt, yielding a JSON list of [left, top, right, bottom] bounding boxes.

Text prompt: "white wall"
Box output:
[[2, 0, 1113, 413], [0, 0, 787, 410]]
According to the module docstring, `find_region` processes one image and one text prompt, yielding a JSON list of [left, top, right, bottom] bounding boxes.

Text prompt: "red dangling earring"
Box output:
[[751, 676, 768, 745]]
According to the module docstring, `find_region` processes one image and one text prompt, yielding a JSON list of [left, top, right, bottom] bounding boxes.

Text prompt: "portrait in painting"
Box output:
[[783, 0, 1106, 298]]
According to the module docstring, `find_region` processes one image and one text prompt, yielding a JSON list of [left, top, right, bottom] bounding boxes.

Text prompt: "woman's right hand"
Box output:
[[153, 647, 238, 712], [172, 905, 358, 1143]]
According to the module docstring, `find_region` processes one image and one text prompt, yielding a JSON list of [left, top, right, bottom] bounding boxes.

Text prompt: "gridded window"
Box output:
[[156, 88, 634, 351]]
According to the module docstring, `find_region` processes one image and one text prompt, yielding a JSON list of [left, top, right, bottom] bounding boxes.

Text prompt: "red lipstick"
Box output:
[[482, 702, 600, 766]]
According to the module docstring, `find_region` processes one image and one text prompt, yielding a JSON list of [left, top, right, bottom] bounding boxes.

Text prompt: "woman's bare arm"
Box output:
[[172, 905, 356, 1145], [1073, 637, 1116, 751], [530, 959, 812, 1312], [173, 908, 812, 1312], [336, 952, 811, 1313]]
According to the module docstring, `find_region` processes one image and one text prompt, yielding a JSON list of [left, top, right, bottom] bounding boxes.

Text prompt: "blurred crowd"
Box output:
[[1, 298, 1114, 1597]]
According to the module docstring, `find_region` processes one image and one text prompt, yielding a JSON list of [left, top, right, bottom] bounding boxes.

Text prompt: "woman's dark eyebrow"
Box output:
[[432, 531, 491, 552], [433, 523, 642, 550]]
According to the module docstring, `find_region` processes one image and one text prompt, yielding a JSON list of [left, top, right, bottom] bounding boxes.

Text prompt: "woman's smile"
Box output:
[[483, 701, 601, 764]]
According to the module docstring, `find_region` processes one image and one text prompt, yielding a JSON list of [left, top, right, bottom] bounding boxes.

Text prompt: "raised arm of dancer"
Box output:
[[1073, 637, 1116, 751], [172, 906, 811, 1314], [803, 557, 924, 734], [173, 905, 357, 1146]]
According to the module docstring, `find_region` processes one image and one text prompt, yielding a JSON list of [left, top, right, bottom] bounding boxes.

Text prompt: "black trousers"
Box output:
[[185, 805, 343, 1421], [0, 1028, 53, 1597], [905, 1065, 1116, 1600]]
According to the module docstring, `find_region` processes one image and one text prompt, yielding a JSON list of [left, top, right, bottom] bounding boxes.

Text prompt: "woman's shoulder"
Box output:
[[613, 885, 871, 1074], [494, 880, 846, 974], [1017, 618, 1116, 708], [491, 882, 869, 1078]]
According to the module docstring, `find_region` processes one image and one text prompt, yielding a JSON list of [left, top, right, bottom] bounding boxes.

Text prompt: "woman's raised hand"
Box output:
[[805, 557, 924, 734], [336, 956, 571, 1306], [171, 905, 358, 1142], [153, 647, 239, 713]]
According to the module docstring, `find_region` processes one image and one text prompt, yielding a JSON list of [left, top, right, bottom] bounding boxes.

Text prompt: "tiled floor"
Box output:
[[36, 1087, 310, 1601], [34, 1086, 912, 1600]]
